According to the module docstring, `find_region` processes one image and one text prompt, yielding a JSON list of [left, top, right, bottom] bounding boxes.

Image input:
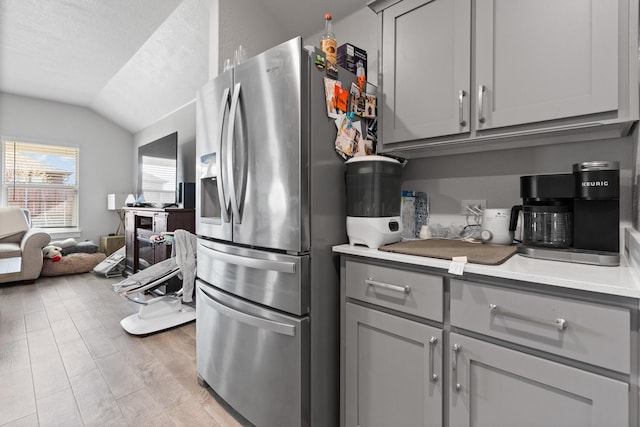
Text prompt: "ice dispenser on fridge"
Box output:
[[346, 155, 403, 248]]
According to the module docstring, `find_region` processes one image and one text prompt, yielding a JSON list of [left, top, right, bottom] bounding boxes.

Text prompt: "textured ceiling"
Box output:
[[0, 0, 367, 134]]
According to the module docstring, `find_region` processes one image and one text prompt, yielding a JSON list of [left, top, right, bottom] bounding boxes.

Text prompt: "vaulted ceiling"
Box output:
[[0, 0, 366, 134]]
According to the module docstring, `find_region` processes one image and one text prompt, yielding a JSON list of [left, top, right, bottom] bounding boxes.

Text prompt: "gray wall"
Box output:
[[631, 126, 640, 230], [213, 0, 290, 77], [402, 137, 634, 227], [133, 100, 197, 189], [0, 92, 135, 242], [305, 7, 379, 86], [3, 4, 635, 244], [324, 6, 637, 234]]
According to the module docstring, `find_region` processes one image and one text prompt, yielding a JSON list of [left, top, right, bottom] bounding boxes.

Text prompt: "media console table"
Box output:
[[123, 207, 195, 276]]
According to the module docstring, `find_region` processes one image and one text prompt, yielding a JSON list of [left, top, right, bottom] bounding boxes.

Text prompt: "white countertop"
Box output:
[[334, 229, 640, 299]]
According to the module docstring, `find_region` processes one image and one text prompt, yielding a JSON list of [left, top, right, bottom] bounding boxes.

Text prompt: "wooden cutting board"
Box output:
[[379, 239, 517, 265]]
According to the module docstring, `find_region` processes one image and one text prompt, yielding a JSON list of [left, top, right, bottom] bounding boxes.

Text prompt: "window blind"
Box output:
[[140, 155, 176, 203], [3, 140, 79, 228]]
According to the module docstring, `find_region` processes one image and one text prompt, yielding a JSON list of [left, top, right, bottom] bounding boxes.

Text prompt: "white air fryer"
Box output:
[[345, 155, 403, 249]]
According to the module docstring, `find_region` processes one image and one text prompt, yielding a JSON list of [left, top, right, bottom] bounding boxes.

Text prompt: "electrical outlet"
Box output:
[[461, 199, 487, 214]]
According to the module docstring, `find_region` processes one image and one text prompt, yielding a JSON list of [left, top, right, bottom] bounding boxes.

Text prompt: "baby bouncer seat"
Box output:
[[113, 229, 197, 335]]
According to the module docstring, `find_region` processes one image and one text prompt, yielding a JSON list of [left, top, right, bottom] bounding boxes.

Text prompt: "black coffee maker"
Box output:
[[510, 161, 619, 266]]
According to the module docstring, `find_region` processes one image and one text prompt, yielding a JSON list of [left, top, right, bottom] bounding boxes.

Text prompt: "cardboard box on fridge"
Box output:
[[337, 43, 367, 78]]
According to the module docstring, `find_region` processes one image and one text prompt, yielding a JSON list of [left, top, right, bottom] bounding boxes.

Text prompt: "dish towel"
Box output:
[[174, 229, 197, 302]]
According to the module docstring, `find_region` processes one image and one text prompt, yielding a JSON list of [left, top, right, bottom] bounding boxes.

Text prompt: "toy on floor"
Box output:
[[42, 245, 63, 262]]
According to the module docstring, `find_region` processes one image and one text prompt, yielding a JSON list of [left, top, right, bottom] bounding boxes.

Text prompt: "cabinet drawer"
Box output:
[[346, 260, 443, 322], [450, 280, 630, 373]]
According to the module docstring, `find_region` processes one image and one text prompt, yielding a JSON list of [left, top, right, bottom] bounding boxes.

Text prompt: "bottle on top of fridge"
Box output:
[[321, 13, 337, 68]]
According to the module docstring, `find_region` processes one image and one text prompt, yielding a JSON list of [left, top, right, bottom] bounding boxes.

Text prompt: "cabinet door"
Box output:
[[475, 0, 618, 130], [381, 0, 470, 143], [346, 302, 442, 427], [449, 333, 628, 427]]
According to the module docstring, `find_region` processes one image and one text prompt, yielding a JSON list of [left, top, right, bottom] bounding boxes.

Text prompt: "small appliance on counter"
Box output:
[[480, 208, 514, 245], [346, 155, 403, 248], [510, 161, 620, 266]]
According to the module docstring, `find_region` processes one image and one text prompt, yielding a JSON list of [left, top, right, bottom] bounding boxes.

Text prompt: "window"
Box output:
[[140, 155, 177, 204], [3, 139, 79, 229]]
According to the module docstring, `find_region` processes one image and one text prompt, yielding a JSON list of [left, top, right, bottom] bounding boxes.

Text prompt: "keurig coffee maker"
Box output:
[[345, 155, 403, 249], [510, 161, 619, 266]]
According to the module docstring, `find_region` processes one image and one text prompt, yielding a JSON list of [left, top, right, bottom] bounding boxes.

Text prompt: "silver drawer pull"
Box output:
[[489, 304, 567, 331], [478, 84, 486, 124], [452, 344, 461, 392], [429, 336, 439, 382], [458, 89, 467, 127], [365, 278, 411, 294]]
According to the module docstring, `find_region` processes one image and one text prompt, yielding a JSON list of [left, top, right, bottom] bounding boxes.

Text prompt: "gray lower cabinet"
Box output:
[[345, 302, 443, 427], [449, 332, 628, 427], [340, 255, 636, 426]]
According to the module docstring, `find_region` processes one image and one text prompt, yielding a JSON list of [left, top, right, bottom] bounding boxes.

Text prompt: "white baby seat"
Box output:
[[113, 229, 197, 335]]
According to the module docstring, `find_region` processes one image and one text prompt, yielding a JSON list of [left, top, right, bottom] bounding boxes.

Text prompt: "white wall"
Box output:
[[133, 100, 198, 188], [0, 92, 134, 242], [206, 2, 640, 238], [402, 137, 635, 228], [133, 0, 292, 207], [214, 0, 290, 76], [313, 5, 637, 233], [304, 7, 379, 86]]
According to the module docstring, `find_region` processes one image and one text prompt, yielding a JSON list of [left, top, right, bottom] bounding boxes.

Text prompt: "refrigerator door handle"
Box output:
[[199, 285, 296, 336], [227, 82, 243, 224], [217, 87, 231, 223], [200, 243, 296, 273]]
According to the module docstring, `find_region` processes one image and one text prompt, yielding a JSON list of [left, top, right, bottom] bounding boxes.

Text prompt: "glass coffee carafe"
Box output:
[[521, 205, 572, 248]]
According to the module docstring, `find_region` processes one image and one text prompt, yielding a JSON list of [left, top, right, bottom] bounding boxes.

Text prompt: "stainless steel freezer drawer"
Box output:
[[196, 281, 310, 427], [197, 238, 310, 316]]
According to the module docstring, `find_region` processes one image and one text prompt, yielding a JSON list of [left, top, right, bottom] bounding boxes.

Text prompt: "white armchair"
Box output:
[[0, 207, 50, 284]]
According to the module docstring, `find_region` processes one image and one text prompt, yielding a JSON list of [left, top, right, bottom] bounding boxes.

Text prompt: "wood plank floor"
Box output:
[[0, 273, 247, 427]]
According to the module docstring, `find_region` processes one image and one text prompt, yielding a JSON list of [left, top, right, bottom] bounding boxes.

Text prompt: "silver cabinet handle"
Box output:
[[489, 304, 567, 331], [429, 336, 439, 382], [365, 278, 411, 294], [452, 344, 461, 392], [458, 89, 467, 127], [477, 84, 486, 124]]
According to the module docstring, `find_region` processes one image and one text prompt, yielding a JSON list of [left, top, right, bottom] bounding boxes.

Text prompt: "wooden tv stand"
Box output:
[[123, 207, 195, 276]]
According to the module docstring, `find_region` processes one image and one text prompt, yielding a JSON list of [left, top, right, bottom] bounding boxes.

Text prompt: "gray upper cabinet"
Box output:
[[369, 0, 638, 157], [475, 0, 618, 130], [380, 0, 471, 142], [449, 333, 629, 427]]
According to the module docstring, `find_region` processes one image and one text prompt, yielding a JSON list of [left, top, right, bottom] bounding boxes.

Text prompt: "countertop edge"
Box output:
[[334, 232, 640, 299]]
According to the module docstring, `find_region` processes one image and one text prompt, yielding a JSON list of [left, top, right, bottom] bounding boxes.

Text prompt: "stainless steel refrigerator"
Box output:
[[195, 37, 357, 427]]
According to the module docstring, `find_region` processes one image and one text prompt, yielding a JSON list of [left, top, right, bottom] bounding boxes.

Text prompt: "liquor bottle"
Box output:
[[321, 13, 337, 68]]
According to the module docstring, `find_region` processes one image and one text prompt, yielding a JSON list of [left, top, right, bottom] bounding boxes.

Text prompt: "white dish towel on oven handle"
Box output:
[[174, 229, 197, 303]]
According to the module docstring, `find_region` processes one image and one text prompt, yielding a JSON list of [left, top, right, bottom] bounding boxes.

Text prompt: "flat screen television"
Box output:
[[137, 132, 178, 206]]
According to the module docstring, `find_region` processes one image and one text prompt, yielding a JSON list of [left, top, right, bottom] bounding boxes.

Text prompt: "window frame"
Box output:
[[2, 137, 80, 232]]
